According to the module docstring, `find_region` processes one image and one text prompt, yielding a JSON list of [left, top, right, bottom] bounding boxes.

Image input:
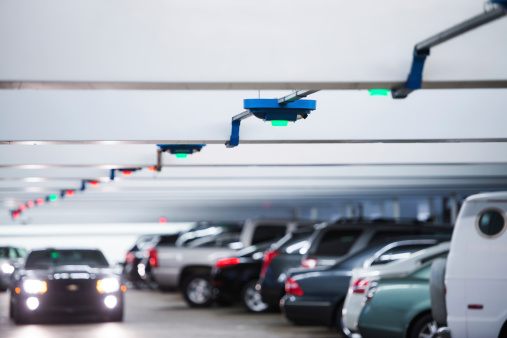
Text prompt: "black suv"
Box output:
[[257, 220, 452, 309]]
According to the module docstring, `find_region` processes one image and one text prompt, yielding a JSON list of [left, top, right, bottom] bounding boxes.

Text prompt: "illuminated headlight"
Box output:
[[26, 297, 39, 310], [1, 263, 15, 274], [96, 278, 120, 293], [23, 280, 48, 294], [104, 295, 117, 309]]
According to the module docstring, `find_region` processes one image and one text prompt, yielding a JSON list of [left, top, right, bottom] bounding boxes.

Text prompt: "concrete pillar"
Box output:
[[450, 194, 458, 225], [393, 198, 401, 221], [310, 207, 319, 221]]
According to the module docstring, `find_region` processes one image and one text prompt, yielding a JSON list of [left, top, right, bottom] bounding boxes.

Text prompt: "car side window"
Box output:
[[251, 225, 287, 245], [15, 248, 28, 258], [369, 244, 432, 266], [314, 230, 362, 256], [9, 248, 18, 259]]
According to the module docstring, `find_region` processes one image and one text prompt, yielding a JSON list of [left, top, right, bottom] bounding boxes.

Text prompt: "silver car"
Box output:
[[0, 246, 27, 291]]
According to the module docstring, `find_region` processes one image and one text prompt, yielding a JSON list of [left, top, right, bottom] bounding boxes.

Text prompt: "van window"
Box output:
[[314, 230, 362, 256], [477, 209, 505, 237], [251, 225, 287, 245]]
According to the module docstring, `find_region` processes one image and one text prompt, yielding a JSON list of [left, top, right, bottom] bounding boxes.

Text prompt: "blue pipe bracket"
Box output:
[[226, 98, 316, 147]]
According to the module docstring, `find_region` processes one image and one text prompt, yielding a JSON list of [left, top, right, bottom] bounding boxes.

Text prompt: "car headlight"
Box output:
[[1, 263, 15, 274], [96, 278, 120, 293], [23, 280, 48, 294]]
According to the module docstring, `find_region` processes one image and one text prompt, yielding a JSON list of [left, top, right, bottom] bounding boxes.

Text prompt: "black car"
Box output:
[[280, 236, 451, 335], [211, 227, 316, 312], [258, 220, 452, 310], [10, 249, 125, 324]]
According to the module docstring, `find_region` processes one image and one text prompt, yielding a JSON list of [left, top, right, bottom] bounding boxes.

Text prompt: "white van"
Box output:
[[432, 192, 507, 338]]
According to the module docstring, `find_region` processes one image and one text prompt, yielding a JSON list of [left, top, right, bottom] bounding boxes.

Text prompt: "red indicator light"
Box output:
[[27, 201, 35, 208], [36, 199, 44, 205], [159, 217, 167, 223], [148, 167, 157, 172], [352, 278, 370, 294], [12, 212, 20, 220], [148, 248, 158, 268], [19, 205, 27, 212], [122, 171, 132, 176], [285, 277, 304, 296], [66, 190, 75, 197], [90, 181, 98, 187], [215, 257, 240, 269]]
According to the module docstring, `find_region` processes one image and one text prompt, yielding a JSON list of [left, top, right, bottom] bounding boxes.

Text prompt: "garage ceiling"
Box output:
[[1, 1, 506, 225]]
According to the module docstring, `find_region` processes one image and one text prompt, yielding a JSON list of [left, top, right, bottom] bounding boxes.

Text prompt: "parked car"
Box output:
[[123, 233, 180, 289], [430, 192, 507, 338], [0, 246, 27, 291], [150, 219, 315, 307], [358, 260, 442, 338], [211, 227, 316, 312], [280, 236, 450, 335], [9, 248, 125, 324], [343, 241, 450, 334], [258, 220, 452, 310]]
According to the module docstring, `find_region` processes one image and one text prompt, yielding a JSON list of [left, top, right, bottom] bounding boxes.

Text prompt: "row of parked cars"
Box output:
[[124, 191, 507, 338]]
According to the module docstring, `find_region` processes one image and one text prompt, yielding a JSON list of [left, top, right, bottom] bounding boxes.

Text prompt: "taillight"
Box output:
[[301, 258, 318, 269], [351, 278, 370, 294], [148, 248, 158, 268], [365, 280, 379, 301], [125, 252, 135, 264], [260, 250, 280, 278], [285, 277, 304, 296], [215, 257, 240, 269]]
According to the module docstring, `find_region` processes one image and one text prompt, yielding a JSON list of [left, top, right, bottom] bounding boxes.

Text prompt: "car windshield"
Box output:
[[25, 250, 109, 269]]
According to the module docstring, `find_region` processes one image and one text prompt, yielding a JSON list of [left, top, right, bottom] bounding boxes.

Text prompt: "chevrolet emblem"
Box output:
[[67, 284, 79, 292]]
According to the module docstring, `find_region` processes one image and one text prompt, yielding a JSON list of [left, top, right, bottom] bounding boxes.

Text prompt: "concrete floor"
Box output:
[[0, 290, 341, 338]]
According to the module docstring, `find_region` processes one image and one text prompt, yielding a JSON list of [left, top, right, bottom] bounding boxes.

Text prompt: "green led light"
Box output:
[[49, 194, 58, 201], [51, 252, 59, 259], [175, 153, 188, 159], [271, 120, 289, 127], [368, 89, 390, 96]]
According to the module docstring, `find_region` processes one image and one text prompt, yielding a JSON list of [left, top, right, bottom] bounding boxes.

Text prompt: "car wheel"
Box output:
[[182, 274, 213, 308], [241, 281, 269, 313], [9, 298, 14, 319], [409, 313, 438, 338], [334, 302, 352, 337]]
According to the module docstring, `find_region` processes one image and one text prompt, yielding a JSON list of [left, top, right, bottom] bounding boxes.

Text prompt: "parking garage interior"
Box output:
[[1, 0, 507, 337]]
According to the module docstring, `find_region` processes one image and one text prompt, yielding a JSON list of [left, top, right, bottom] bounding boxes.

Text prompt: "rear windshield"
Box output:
[[25, 250, 109, 269], [314, 229, 363, 256], [251, 225, 288, 245], [276, 229, 315, 255]]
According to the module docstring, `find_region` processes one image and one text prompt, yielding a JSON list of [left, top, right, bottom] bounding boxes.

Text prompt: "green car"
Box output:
[[357, 263, 439, 338]]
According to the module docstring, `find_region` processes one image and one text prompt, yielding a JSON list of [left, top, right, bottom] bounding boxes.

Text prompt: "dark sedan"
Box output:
[[211, 242, 272, 312], [10, 249, 125, 324], [280, 236, 450, 335]]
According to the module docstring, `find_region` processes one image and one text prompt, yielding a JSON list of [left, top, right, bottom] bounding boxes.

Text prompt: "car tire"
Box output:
[[430, 258, 447, 327], [409, 313, 438, 338], [241, 281, 270, 313], [182, 274, 213, 308], [334, 302, 351, 337]]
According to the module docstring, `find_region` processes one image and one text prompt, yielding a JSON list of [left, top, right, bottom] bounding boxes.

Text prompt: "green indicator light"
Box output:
[[369, 89, 390, 96], [49, 194, 58, 201], [175, 153, 188, 159], [271, 120, 289, 127], [51, 252, 59, 259]]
